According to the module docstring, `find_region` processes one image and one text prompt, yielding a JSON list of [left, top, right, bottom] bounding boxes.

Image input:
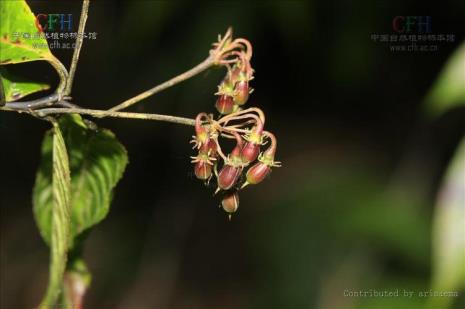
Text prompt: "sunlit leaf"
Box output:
[[0, 66, 49, 101], [0, 0, 53, 64]]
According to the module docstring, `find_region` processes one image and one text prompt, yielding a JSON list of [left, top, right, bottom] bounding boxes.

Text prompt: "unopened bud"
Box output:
[[215, 95, 235, 115], [241, 142, 260, 163], [218, 164, 242, 190], [234, 80, 249, 105], [221, 192, 239, 217], [194, 160, 212, 180], [245, 162, 271, 185], [207, 139, 218, 157], [194, 113, 210, 147]]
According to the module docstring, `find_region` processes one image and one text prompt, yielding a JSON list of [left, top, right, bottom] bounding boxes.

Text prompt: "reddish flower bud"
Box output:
[[241, 131, 281, 189], [215, 94, 235, 115], [234, 80, 249, 105], [207, 138, 218, 157], [197, 138, 218, 160], [230, 144, 242, 160], [228, 65, 242, 84], [246, 162, 271, 185], [222, 192, 239, 218], [194, 160, 212, 180], [241, 142, 260, 163], [241, 124, 263, 163], [218, 164, 242, 190], [193, 113, 210, 147]]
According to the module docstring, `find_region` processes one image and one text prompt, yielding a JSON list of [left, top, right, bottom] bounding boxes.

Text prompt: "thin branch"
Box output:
[[64, 0, 90, 96], [56, 101, 81, 109], [4, 93, 60, 110], [47, 55, 69, 98], [31, 107, 196, 126], [108, 55, 215, 112], [3, 29, 237, 114]]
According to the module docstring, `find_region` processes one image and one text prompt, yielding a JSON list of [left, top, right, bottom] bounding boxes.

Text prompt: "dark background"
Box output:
[[1, 1, 465, 308]]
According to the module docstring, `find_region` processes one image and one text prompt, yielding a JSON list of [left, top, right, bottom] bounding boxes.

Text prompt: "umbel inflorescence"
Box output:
[[190, 29, 281, 219], [2, 27, 280, 221]]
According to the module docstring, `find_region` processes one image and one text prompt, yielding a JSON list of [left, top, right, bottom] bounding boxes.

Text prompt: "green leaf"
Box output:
[[428, 137, 465, 309], [0, 0, 53, 64], [0, 66, 49, 101], [424, 41, 465, 116], [39, 122, 72, 308], [33, 114, 128, 248]]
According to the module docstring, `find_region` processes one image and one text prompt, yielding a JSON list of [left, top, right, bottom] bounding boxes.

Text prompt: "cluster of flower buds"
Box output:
[[191, 29, 280, 220], [215, 51, 254, 115]]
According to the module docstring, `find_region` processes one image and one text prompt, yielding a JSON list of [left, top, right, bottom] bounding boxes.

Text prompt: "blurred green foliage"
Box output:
[[425, 41, 465, 116]]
